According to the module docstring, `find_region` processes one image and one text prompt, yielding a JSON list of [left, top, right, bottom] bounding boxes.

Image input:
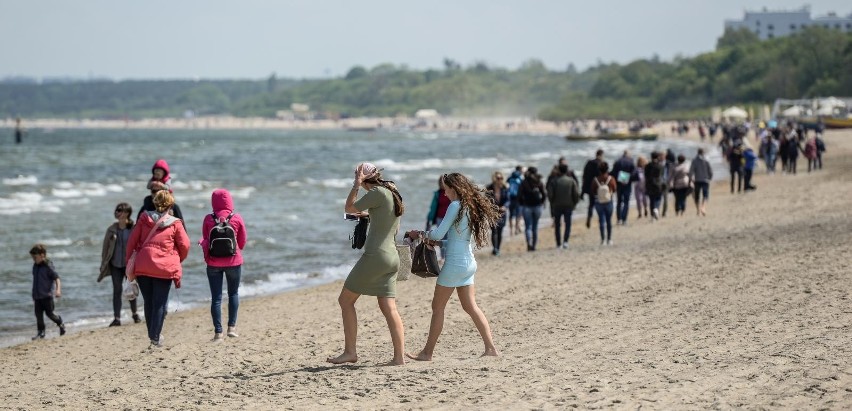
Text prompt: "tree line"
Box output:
[[1, 27, 849, 121]]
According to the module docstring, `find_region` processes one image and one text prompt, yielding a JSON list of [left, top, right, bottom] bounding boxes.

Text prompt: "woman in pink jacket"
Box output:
[[200, 189, 247, 341], [126, 190, 190, 348]]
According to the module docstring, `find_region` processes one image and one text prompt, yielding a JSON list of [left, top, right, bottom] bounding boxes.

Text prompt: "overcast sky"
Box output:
[[1, 0, 849, 80]]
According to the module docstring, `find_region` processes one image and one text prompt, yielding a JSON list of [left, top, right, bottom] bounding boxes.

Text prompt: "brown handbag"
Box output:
[[410, 242, 441, 278]]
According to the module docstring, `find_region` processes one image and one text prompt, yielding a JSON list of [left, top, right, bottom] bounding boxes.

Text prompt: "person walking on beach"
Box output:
[[200, 189, 247, 341], [14, 117, 26, 144], [662, 149, 676, 216], [634, 156, 649, 219], [728, 143, 745, 193], [126, 190, 190, 348], [485, 171, 509, 256], [547, 164, 581, 249], [611, 150, 636, 225], [506, 166, 524, 236], [644, 152, 666, 220], [518, 166, 546, 251], [591, 162, 616, 245], [98, 202, 141, 327], [30, 244, 66, 340], [329, 163, 406, 366], [688, 148, 712, 216], [668, 155, 691, 216], [815, 133, 826, 170], [406, 172, 501, 361], [804, 135, 818, 173], [743, 143, 757, 190], [582, 150, 604, 228], [786, 130, 801, 175], [760, 134, 779, 174]]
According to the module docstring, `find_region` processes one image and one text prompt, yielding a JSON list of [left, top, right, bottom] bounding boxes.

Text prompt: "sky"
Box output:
[[1, 0, 850, 80]]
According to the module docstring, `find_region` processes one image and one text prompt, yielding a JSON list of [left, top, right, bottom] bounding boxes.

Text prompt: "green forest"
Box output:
[[1, 27, 850, 121]]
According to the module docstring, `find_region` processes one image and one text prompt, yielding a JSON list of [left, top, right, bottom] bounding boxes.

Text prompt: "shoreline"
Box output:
[[3, 128, 849, 408]]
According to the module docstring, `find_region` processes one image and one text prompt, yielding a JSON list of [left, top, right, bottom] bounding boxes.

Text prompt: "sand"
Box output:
[[2, 128, 851, 409]]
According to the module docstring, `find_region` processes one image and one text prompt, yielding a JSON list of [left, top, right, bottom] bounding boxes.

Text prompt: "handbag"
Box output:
[[395, 244, 412, 281], [122, 280, 139, 301], [410, 241, 441, 278], [350, 216, 369, 249], [126, 210, 171, 277]]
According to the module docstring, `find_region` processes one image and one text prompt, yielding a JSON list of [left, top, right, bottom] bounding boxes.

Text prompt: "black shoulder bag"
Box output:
[[351, 216, 369, 249]]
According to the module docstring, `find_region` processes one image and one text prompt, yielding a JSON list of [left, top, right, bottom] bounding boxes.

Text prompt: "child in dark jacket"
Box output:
[[30, 244, 65, 340]]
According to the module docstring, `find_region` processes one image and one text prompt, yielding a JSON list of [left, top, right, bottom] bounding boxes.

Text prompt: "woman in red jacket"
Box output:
[[126, 190, 190, 348], [200, 189, 247, 341]]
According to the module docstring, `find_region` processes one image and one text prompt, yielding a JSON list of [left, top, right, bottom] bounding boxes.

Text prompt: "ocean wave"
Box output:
[[0, 192, 63, 215], [50, 250, 72, 259], [40, 238, 73, 246], [312, 178, 352, 188], [240, 263, 352, 297], [2, 175, 38, 186], [373, 156, 518, 172]]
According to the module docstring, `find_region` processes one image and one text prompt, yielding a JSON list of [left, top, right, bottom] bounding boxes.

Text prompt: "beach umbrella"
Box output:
[[722, 106, 748, 119]]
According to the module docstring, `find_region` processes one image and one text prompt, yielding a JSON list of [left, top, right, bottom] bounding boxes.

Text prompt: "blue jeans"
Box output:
[[521, 205, 542, 249], [594, 201, 614, 241], [649, 193, 662, 213], [552, 207, 573, 246], [207, 265, 241, 334], [616, 184, 632, 223], [137, 276, 172, 343]]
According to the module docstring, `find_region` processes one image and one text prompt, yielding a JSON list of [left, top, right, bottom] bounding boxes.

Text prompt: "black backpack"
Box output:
[[208, 212, 237, 257]]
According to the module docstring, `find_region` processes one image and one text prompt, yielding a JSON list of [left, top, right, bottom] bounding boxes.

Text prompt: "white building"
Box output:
[[724, 6, 852, 40]]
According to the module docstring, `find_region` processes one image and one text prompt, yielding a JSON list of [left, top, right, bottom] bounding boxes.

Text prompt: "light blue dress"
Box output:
[[428, 201, 476, 287]]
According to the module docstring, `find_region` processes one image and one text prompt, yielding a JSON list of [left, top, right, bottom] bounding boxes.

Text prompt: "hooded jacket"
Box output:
[[200, 189, 247, 267], [147, 159, 172, 192], [126, 209, 190, 287]]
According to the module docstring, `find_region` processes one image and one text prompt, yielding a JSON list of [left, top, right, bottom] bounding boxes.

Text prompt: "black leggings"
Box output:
[[111, 265, 138, 319], [34, 297, 62, 331], [491, 216, 506, 251]]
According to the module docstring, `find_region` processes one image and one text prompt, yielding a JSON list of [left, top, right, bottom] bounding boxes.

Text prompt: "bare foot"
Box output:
[[381, 358, 406, 366], [482, 348, 500, 357], [405, 351, 432, 361], [326, 353, 358, 364]]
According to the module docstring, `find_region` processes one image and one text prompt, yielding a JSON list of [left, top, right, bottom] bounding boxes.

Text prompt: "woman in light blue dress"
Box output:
[[407, 173, 502, 361]]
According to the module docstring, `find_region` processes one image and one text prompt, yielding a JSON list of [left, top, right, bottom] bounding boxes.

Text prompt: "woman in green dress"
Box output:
[[328, 163, 407, 366]]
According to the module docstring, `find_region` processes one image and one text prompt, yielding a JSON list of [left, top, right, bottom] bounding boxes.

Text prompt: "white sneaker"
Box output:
[[607, 239, 614, 246], [561, 243, 569, 249], [600, 240, 606, 246], [652, 209, 659, 220], [227, 326, 239, 338]]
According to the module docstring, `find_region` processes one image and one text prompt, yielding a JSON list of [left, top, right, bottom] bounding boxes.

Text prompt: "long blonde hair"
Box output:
[[441, 173, 500, 248]]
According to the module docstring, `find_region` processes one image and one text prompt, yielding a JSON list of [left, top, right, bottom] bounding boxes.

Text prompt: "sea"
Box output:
[[0, 127, 723, 346]]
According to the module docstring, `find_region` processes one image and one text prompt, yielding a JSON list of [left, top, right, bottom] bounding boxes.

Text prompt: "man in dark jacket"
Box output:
[[547, 165, 581, 249], [581, 149, 604, 228], [610, 150, 636, 225]]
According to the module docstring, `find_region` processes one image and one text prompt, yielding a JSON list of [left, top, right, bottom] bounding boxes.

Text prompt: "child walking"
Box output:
[[30, 244, 66, 340]]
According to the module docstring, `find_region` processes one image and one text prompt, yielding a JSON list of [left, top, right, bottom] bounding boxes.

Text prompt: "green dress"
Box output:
[[344, 186, 400, 297]]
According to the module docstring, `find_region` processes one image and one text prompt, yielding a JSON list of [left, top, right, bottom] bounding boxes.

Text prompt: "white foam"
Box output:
[[50, 250, 72, 259], [2, 175, 38, 186], [229, 186, 256, 199], [0, 192, 63, 215], [314, 178, 352, 188], [40, 238, 72, 246], [240, 263, 352, 297], [373, 156, 516, 172]]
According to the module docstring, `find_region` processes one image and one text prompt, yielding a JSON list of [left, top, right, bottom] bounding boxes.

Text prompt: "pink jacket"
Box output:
[[200, 189, 247, 267], [126, 209, 190, 287]]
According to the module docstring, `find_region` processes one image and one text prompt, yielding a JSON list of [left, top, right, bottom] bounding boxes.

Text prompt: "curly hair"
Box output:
[[440, 173, 501, 248], [363, 172, 405, 217], [152, 190, 175, 213]]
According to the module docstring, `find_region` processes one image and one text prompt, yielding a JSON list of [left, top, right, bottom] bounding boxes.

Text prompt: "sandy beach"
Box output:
[[2, 128, 851, 409]]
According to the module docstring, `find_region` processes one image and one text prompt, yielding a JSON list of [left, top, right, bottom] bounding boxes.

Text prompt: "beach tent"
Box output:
[[415, 109, 439, 119], [722, 106, 748, 119], [818, 97, 846, 109], [781, 105, 805, 117]]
